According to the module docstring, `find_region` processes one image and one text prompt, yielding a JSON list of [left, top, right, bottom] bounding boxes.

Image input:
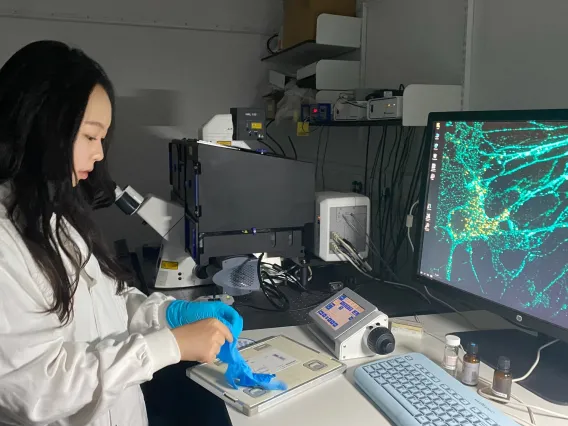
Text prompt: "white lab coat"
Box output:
[[0, 186, 181, 426]]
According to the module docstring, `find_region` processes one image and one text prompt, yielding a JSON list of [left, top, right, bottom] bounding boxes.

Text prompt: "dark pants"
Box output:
[[143, 362, 233, 426]]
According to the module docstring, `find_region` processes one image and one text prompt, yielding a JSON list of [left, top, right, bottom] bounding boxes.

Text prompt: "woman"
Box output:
[[0, 41, 237, 425]]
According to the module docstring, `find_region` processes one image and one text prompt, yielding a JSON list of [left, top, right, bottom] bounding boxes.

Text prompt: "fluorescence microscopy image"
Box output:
[[422, 120, 568, 328]]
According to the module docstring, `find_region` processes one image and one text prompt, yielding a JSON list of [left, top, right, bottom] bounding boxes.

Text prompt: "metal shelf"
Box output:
[[261, 40, 357, 67], [312, 119, 402, 127]]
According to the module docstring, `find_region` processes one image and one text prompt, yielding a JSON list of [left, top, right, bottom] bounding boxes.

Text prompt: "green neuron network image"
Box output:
[[420, 120, 568, 329]]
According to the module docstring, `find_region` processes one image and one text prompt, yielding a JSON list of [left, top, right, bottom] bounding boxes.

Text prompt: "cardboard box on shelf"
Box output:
[[282, 0, 356, 49]]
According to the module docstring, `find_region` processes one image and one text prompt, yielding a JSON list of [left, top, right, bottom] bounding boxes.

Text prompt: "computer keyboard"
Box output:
[[354, 353, 517, 426]]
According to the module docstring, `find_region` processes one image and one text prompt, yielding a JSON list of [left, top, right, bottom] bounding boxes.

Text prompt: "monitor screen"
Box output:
[[419, 119, 568, 331], [316, 294, 365, 330]]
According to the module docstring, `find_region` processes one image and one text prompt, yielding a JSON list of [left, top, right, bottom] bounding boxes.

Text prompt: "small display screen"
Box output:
[[251, 122, 263, 130], [317, 294, 365, 330]]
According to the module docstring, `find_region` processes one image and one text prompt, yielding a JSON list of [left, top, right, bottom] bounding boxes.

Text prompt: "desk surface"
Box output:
[[223, 311, 568, 426]]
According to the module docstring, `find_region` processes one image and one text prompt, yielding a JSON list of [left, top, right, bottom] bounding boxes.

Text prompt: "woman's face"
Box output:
[[72, 84, 112, 186]]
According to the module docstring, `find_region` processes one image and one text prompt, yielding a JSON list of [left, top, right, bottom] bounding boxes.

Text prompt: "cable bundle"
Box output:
[[366, 126, 427, 276]]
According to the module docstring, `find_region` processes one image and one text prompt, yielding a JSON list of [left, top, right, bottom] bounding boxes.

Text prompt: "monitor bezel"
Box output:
[[415, 109, 568, 343]]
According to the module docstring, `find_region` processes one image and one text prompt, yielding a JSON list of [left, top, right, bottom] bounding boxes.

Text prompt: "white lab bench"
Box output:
[[222, 311, 568, 426]]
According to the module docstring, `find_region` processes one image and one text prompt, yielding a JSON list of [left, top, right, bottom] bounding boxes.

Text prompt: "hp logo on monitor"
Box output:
[[516, 315, 523, 323]]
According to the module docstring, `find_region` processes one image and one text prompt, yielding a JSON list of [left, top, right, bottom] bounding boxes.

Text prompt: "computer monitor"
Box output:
[[416, 110, 568, 404]]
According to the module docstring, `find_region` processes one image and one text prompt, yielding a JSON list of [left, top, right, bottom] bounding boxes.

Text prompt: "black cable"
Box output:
[[266, 33, 279, 54], [376, 126, 389, 258], [254, 253, 291, 311], [389, 128, 426, 268], [261, 262, 308, 292], [233, 302, 281, 312], [392, 128, 415, 269], [234, 293, 331, 313], [265, 120, 286, 156], [287, 296, 332, 312], [364, 127, 372, 195], [369, 126, 387, 267], [287, 136, 298, 160], [314, 125, 325, 188], [388, 127, 414, 268], [383, 126, 405, 258], [370, 126, 387, 203], [321, 127, 331, 190], [380, 126, 400, 249], [260, 272, 290, 311]]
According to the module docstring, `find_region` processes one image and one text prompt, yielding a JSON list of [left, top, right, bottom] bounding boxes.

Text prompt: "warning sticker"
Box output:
[[160, 260, 179, 270]]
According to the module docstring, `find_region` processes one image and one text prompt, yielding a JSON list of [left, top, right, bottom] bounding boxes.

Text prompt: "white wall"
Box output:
[[467, 0, 568, 110], [364, 0, 467, 88], [0, 0, 281, 35], [0, 0, 282, 250]]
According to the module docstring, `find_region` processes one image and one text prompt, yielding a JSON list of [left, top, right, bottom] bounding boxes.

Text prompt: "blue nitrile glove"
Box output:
[[166, 300, 287, 391], [166, 300, 241, 330], [220, 341, 288, 391]]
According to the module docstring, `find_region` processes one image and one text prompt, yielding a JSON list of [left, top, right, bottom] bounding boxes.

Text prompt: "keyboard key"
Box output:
[[383, 384, 420, 417], [370, 371, 379, 378], [415, 416, 429, 424], [374, 377, 386, 385], [363, 365, 374, 373], [434, 420, 445, 426]]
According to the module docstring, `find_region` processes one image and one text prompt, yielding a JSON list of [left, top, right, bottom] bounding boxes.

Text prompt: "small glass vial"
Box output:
[[492, 356, 513, 400], [461, 342, 480, 386], [442, 335, 461, 377]]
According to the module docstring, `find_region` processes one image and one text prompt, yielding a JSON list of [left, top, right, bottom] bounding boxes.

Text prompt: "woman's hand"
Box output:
[[171, 318, 233, 363]]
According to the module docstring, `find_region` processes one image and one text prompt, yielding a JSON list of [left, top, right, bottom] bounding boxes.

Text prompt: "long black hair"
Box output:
[[0, 40, 130, 324]]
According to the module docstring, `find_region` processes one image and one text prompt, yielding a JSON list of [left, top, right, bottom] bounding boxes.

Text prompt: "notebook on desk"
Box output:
[[187, 335, 346, 416]]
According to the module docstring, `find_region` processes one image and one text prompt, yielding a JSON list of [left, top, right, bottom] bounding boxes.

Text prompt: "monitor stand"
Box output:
[[453, 329, 568, 405]]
